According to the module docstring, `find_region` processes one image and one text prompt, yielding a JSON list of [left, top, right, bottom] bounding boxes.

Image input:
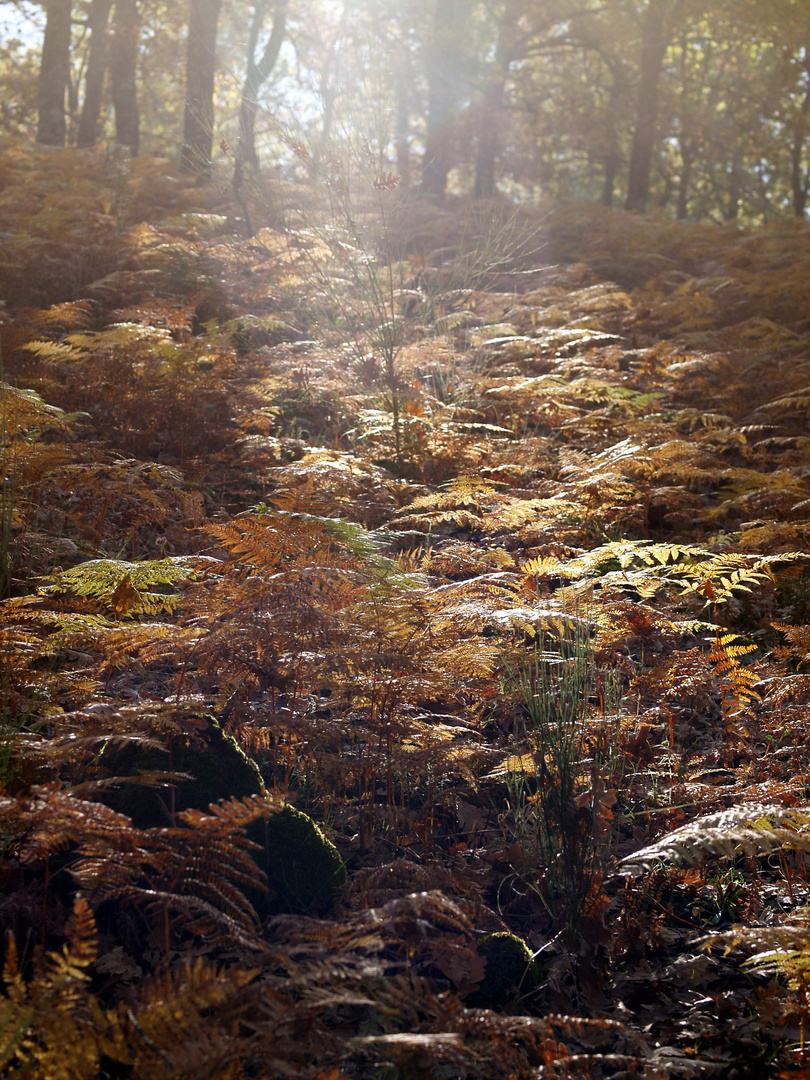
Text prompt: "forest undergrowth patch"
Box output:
[[3, 146, 810, 1078]]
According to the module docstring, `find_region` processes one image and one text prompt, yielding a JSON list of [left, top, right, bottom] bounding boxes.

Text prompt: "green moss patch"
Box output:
[[99, 715, 345, 914], [467, 932, 539, 1008]]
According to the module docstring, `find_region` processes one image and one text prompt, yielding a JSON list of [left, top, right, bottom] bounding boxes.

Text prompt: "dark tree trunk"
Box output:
[[181, 0, 223, 172], [600, 150, 619, 207], [37, 0, 72, 145], [394, 46, 411, 187], [657, 166, 674, 208], [474, 78, 506, 200], [110, 0, 139, 153], [309, 2, 346, 179], [676, 138, 693, 219], [725, 151, 742, 220], [625, 0, 674, 211], [77, 0, 113, 147], [599, 79, 622, 207], [791, 81, 810, 218], [233, 1, 287, 187], [421, 0, 462, 198], [473, 0, 519, 200]]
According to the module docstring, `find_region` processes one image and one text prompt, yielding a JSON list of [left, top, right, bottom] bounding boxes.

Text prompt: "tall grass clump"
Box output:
[[505, 621, 623, 940]]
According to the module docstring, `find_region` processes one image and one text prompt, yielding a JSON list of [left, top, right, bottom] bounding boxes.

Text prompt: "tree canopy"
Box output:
[[2, 0, 810, 219]]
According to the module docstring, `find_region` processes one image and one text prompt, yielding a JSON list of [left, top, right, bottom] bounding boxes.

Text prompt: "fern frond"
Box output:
[[620, 804, 810, 875], [0, 382, 69, 434], [39, 557, 204, 617], [401, 477, 501, 513], [706, 920, 810, 986], [33, 299, 96, 331], [761, 385, 810, 417]]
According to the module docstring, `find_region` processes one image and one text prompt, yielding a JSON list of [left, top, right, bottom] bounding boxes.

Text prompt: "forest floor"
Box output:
[[3, 142, 810, 1079]]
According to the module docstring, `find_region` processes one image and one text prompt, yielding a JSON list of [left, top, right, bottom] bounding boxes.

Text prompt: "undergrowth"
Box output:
[[2, 143, 810, 1077]]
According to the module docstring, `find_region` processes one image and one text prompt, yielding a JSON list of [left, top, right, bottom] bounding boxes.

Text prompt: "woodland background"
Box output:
[[3, 0, 810, 217], [4, 2, 810, 1080]]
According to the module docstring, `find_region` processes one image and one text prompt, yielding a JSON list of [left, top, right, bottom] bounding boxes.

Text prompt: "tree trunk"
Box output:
[[36, 0, 72, 145], [234, 1, 287, 187], [599, 79, 622, 207], [181, 0, 223, 172], [77, 0, 113, 147], [600, 150, 619, 207], [791, 81, 810, 218], [473, 0, 519, 200], [625, 0, 675, 211], [421, 0, 462, 198], [110, 0, 139, 153], [676, 138, 693, 219], [394, 45, 411, 187], [473, 80, 504, 199], [725, 151, 742, 220]]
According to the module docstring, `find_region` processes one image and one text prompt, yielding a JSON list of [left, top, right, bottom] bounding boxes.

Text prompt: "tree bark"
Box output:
[[725, 150, 742, 220], [600, 148, 619, 207], [36, 0, 72, 145], [421, 0, 462, 198], [110, 0, 140, 153], [233, 1, 287, 186], [394, 44, 411, 187], [77, 0, 113, 147], [181, 0, 223, 172], [473, 0, 520, 200], [473, 79, 504, 199], [625, 0, 675, 211], [598, 78, 622, 207], [791, 81, 810, 218], [676, 138, 693, 219]]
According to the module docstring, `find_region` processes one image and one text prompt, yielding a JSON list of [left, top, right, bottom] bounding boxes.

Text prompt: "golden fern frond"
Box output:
[[0, 897, 100, 1077], [706, 920, 810, 988], [10, 442, 73, 488], [0, 382, 70, 435], [30, 299, 96, 331], [90, 623, 197, 670], [400, 476, 501, 513], [394, 506, 485, 532], [761, 385, 810, 417], [21, 338, 84, 361], [430, 640, 502, 679], [738, 521, 810, 552], [267, 448, 404, 526], [39, 557, 205, 617], [706, 632, 761, 713], [479, 496, 557, 533], [668, 552, 808, 607], [522, 554, 565, 576], [72, 795, 275, 945], [64, 323, 173, 352], [560, 540, 713, 584], [208, 510, 412, 593], [49, 458, 205, 542], [772, 623, 810, 670], [48, 894, 98, 983], [207, 512, 335, 571]]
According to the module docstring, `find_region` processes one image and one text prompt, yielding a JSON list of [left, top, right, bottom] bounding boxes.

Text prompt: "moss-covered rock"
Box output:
[[257, 804, 346, 916], [467, 932, 538, 1008], [99, 716, 263, 828], [98, 715, 345, 915]]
